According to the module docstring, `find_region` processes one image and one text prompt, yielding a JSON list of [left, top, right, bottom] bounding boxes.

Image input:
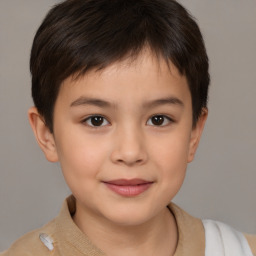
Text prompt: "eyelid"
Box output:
[[82, 115, 110, 128], [146, 114, 175, 127]]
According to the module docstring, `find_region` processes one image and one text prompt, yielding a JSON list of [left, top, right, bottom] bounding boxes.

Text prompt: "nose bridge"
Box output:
[[111, 121, 147, 166]]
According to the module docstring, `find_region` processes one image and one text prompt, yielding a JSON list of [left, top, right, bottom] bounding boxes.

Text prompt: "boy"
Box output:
[[1, 0, 255, 255]]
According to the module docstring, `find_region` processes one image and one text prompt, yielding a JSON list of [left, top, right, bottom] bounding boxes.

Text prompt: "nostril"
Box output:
[[110, 132, 148, 165], [115, 156, 146, 166]]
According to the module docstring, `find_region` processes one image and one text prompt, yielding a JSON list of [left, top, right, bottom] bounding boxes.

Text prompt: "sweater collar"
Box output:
[[168, 203, 205, 255], [54, 195, 205, 255]]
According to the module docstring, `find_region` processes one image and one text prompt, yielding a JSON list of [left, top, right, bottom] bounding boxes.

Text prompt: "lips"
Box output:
[[103, 179, 154, 197]]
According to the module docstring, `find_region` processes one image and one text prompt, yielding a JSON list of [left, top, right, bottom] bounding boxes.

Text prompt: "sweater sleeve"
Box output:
[[0, 230, 53, 256]]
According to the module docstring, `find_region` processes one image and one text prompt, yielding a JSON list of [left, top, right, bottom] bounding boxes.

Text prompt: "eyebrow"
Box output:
[[71, 97, 113, 108], [70, 96, 184, 109], [142, 97, 184, 108]]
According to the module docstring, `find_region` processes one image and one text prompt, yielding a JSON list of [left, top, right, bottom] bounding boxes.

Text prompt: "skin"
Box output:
[[29, 50, 207, 256]]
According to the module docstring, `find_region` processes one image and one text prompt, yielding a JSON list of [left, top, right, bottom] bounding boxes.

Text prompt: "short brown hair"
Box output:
[[30, 0, 210, 132]]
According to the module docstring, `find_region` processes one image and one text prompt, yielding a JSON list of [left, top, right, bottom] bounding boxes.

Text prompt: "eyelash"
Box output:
[[81, 114, 174, 128], [147, 115, 174, 126], [82, 115, 110, 128]]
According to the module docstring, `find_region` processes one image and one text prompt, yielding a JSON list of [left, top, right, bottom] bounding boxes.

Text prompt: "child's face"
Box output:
[[30, 50, 206, 226]]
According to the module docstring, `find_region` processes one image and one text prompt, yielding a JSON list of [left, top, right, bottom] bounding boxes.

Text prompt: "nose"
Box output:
[[110, 125, 148, 166]]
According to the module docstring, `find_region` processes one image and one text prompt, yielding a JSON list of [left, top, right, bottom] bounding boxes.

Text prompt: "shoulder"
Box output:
[[168, 203, 205, 255], [169, 203, 256, 256], [0, 219, 57, 256], [245, 233, 256, 255]]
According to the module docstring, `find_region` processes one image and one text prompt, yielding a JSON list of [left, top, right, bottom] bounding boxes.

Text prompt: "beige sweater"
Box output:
[[1, 195, 256, 255]]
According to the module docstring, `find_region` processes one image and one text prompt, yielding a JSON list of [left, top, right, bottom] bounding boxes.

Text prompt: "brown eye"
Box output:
[[147, 115, 172, 126], [152, 116, 164, 125], [84, 115, 109, 127]]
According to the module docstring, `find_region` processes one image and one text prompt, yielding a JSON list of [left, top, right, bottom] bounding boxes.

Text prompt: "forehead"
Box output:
[[58, 51, 191, 108]]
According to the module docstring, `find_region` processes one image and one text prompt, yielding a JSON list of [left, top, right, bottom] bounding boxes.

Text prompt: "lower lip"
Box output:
[[104, 183, 153, 197]]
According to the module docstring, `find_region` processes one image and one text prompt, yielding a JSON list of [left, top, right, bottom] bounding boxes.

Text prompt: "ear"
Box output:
[[28, 107, 59, 162], [187, 108, 208, 163]]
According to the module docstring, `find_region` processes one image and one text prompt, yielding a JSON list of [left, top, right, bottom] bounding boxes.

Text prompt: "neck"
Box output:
[[73, 204, 178, 256]]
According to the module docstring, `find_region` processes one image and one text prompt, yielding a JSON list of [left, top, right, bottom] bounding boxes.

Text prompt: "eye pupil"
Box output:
[[152, 116, 164, 125], [91, 116, 104, 126]]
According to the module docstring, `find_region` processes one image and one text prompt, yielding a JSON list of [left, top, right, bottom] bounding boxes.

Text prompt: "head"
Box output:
[[28, 0, 209, 227], [30, 0, 209, 133]]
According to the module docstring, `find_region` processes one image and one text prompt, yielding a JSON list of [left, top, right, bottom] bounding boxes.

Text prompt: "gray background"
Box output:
[[0, 0, 255, 251]]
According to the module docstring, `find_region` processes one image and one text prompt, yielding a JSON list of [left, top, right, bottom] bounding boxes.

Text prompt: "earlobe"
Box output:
[[28, 107, 59, 162], [188, 108, 208, 163]]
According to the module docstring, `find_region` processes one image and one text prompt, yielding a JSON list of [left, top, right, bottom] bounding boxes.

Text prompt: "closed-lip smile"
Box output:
[[103, 179, 154, 197]]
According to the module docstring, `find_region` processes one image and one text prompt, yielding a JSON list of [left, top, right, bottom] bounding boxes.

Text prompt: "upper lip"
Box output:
[[103, 179, 153, 186]]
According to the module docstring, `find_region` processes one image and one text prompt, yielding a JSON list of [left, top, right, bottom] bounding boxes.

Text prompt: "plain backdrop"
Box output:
[[0, 0, 255, 251]]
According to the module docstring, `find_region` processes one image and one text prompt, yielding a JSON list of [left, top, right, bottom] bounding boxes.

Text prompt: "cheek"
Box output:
[[55, 131, 109, 184], [151, 130, 190, 165], [149, 132, 191, 187]]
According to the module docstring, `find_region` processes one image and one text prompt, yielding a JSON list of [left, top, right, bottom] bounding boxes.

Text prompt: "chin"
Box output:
[[102, 204, 157, 227], [108, 214, 150, 227]]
